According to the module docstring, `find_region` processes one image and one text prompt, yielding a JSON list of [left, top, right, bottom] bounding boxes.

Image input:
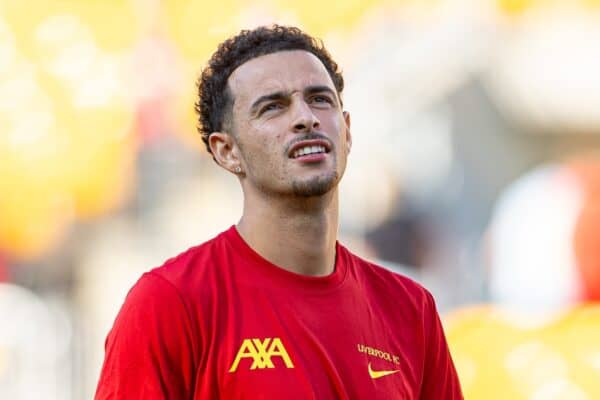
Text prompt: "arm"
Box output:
[[419, 291, 463, 400], [95, 272, 198, 399]]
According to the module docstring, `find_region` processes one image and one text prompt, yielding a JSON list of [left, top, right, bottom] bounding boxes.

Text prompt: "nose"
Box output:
[[291, 100, 320, 133]]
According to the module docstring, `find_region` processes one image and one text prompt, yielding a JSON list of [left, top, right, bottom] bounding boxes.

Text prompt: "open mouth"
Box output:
[[292, 145, 327, 159], [288, 139, 331, 159]]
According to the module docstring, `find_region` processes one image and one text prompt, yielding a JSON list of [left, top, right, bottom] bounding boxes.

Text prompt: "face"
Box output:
[[211, 50, 351, 198]]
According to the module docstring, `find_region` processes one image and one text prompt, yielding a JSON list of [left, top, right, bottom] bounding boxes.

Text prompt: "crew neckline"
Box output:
[[223, 225, 348, 293]]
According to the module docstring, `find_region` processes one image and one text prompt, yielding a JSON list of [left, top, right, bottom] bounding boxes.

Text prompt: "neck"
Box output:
[[236, 189, 339, 277]]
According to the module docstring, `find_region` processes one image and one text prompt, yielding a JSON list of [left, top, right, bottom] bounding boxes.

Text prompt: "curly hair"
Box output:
[[195, 25, 345, 156]]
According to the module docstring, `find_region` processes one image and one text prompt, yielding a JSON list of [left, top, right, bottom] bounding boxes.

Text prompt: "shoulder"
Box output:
[[119, 227, 236, 321], [149, 227, 233, 292], [108, 228, 235, 343], [340, 244, 434, 310]]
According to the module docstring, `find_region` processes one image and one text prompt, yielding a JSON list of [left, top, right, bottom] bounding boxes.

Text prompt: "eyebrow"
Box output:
[[305, 85, 337, 99], [249, 91, 288, 114], [249, 85, 338, 114]]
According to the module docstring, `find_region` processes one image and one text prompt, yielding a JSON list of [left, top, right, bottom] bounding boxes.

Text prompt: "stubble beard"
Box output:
[[290, 148, 342, 197], [291, 170, 340, 197], [240, 139, 345, 198]]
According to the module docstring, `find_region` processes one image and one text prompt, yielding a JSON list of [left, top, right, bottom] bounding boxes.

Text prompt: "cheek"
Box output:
[[324, 117, 347, 149], [249, 121, 286, 147], [240, 128, 285, 169]]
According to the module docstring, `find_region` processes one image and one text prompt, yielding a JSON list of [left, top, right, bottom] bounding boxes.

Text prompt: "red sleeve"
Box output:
[[419, 291, 464, 400], [95, 272, 198, 399]]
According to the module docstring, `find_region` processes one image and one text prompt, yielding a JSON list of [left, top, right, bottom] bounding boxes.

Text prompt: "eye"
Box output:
[[311, 95, 334, 105], [260, 102, 284, 115]]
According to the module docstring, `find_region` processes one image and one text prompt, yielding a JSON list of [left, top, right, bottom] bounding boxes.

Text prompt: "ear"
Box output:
[[343, 111, 352, 154], [208, 132, 243, 175]]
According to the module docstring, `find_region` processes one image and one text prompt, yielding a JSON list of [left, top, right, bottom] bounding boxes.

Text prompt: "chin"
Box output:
[[291, 172, 339, 197]]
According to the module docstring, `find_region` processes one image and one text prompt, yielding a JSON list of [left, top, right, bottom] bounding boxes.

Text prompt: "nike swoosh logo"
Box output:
[[368, 362, 401, 379]]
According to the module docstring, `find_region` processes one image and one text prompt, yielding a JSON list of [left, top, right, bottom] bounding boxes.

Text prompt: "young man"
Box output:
[[95, 25, 463, 399]]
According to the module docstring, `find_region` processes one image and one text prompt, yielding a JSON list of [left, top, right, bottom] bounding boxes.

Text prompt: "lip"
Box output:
[[294, 152, 327, 163], [287, 139, 332, 159]]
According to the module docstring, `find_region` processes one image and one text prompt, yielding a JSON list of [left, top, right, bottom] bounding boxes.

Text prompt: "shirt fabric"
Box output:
[[95, 226, 463, 399]]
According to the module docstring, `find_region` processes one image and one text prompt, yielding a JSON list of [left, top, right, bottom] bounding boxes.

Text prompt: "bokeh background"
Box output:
[[1, 0, 600, 398]]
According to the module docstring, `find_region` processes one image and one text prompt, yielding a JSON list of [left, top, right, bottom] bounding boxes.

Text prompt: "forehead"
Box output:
[[228, 50, 335, 105]]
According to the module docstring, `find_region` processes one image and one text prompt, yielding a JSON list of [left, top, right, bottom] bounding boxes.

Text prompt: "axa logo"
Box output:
[[229, 337, 295, 372]]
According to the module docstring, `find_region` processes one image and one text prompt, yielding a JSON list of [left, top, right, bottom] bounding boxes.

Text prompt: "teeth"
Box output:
[[293, 145, 325, 158]]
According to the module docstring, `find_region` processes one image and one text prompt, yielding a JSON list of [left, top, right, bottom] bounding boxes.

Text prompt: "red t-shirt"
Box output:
[[95, 226, 463, 399]]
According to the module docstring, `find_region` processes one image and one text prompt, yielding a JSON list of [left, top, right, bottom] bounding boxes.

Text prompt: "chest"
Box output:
[[195, 287, 425, 399]]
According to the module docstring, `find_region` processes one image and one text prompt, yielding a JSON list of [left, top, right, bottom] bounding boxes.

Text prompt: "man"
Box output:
[[95, 25, 463, 399]]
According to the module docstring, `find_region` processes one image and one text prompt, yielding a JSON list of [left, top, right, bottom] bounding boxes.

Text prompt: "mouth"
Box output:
[[288, 139, 331, 160]]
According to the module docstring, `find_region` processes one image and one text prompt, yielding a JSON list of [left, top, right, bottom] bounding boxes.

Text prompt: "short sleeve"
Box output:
[[419, 291, 464, 400], [95, 272, 198, 399]]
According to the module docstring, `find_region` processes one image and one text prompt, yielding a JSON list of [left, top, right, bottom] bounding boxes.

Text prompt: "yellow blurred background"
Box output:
[[1, 0, 600, 398]]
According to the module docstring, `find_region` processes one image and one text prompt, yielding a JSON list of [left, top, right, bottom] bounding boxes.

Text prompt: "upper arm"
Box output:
[[95, 272, 198, 399], [419, 291, 464, 400]]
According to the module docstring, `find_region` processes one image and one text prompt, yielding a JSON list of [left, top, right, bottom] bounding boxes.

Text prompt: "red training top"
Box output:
[[95, 226, 463, 399]]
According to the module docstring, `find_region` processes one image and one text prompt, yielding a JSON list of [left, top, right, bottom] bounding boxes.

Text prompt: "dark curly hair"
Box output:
[[195, 25, 345, 156]]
